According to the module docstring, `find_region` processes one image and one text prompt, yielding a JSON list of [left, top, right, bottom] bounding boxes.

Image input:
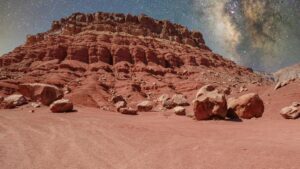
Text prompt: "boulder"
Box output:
[[50, 99, 74, 113], [119, 107, 137, 115], [280, 103, 300, 119], [19, 83, 64, 106], [171, 94, 189, 106], [137, 101, 153, 112], [227, 93, 264, 119], [173, 106, 186, 116], [193, 85, 227, 120], [2, 94, 27, 109]]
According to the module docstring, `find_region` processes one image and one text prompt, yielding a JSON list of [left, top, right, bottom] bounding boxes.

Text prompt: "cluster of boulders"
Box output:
[[192, 85, 264, 120], [110, 84, 265, 121], [0, 83, 74, 113], [111, 93, 190, 116], [111, 95, 137, 115], [158, 94, 189, 116], [2, 82, 298, 121]]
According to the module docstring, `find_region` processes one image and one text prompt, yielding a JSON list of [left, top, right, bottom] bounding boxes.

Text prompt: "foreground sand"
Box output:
[[0, 106, 299, 169]]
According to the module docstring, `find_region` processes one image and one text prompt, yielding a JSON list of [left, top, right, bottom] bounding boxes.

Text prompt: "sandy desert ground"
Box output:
[[1, 103, 300, 169]]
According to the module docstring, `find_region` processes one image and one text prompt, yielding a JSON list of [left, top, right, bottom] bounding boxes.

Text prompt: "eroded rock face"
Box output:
[[50, 99, 73, 113], [280, 102, 300, 119], [19, 83, 63, 106], [193, 85, 227, 120], [227, 93, 264, 119]]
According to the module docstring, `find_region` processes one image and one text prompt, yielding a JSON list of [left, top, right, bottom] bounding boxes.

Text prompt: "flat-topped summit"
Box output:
[[26, 12, 207, 49]]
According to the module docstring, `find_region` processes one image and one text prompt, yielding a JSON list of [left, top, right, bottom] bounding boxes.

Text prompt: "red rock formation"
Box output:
[[0, 12, 269, 108]]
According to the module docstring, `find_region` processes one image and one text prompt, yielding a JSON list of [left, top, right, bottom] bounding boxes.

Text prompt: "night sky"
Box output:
[[0, 0, 299, 72]]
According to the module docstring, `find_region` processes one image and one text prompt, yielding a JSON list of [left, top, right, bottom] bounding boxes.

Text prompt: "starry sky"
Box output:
[[0, 0, 299, 72]]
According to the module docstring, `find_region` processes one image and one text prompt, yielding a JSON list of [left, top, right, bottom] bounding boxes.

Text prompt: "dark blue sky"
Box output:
[[0, 0, 299, 72]]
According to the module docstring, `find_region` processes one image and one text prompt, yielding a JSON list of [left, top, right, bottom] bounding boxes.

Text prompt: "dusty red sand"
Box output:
[[1, 103, 300, 169]]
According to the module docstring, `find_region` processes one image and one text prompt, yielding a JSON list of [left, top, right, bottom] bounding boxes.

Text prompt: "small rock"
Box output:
[[280, 104, 300, 119], [50, 99, 73, 113], [119, 107, 137, 115], [171, 94, 189, 106], [137, 101, 153, 112], [2, 94, 27, 109], [63, 86, 71, 94], [173, 106, 186, 116], [115, 101, 127, 111], [31, 102, 41, 108]]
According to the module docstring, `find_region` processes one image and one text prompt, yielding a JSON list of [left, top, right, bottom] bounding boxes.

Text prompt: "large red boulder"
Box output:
[[227, 93, 264, 119], [193, 85, 227, 120], [18, 83, 63, 106]]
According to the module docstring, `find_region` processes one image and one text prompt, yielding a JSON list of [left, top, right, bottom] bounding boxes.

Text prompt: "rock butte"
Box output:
[[0, 12, 271, 111]]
